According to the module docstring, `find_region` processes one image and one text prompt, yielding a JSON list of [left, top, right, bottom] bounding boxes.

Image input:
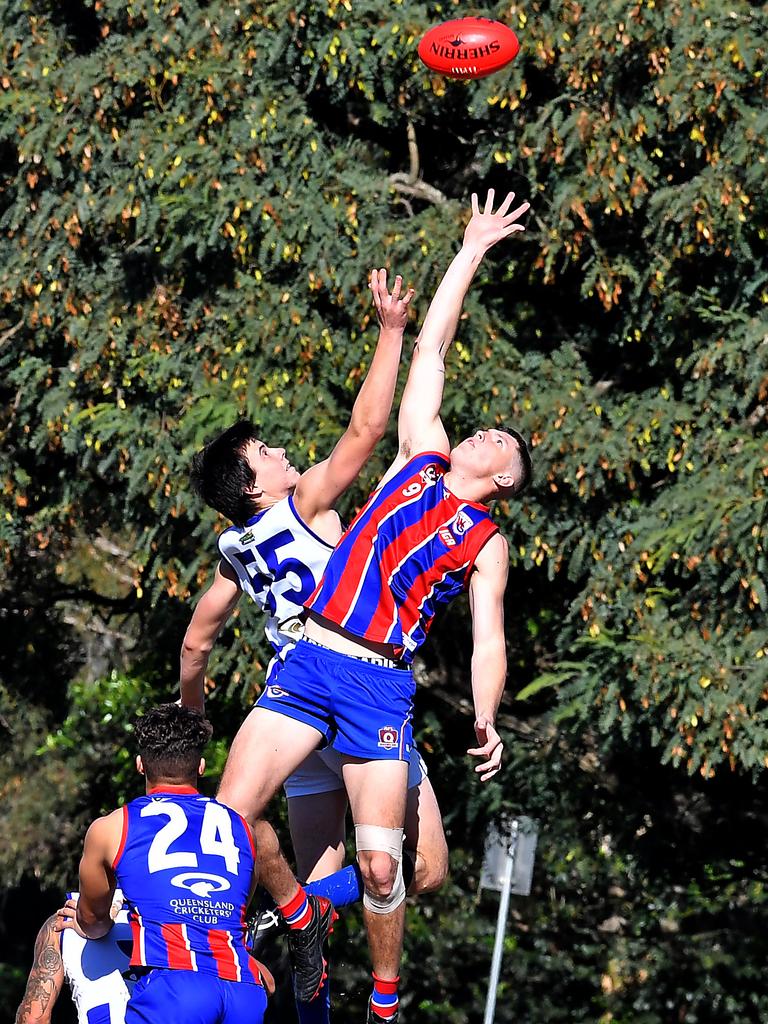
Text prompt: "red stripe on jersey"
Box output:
[[208, 929, 240, 981], [237, 813, 256, 860], [312, 514, 389, 625], [318, 484, 427, 626], [162, 923, 194, 971], [366, 500, 458, 638], [397, 558, 469, 639], [305, 479, 386, 609], [129, 916, 144, 967], [111, 805, 129, 871]]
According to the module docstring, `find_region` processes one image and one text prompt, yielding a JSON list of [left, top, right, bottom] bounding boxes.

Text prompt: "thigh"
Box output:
[[125, 970, 220, 1024], [341, 757, 409, 828], [217, 707, 322, 822], [287, 786, 348, 882], [404, 773, 448, 870]]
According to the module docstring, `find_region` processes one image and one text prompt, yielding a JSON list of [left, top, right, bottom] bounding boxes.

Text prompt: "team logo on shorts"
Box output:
[[266, 685, 288, 699], [438, 527, 456, 547], [378, 726, 400, 750]]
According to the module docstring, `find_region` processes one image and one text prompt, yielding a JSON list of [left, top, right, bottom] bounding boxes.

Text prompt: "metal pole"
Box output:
[[482, 823, 517, 1024]]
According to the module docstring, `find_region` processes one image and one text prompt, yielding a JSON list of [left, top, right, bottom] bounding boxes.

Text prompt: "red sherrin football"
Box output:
[[418, 17, 520, 80]]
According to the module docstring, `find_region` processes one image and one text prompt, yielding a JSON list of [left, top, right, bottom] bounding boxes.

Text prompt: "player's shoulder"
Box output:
[[475, 531, 509, 568], [84, 805, 126, 850]]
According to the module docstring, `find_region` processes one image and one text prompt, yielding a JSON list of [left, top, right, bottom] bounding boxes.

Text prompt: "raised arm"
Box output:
[[180, 560, 242, 711], [14, 916, 64, 1024], [466, 532, 510, 782], [77, 812, 122, 939], [292, 269, 413, 523], [396, 190, 529, 462]]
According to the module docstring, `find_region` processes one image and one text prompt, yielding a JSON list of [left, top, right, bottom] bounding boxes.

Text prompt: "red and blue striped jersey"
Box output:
[[307, 452, 498, 661], [113, 788, 262, 986]]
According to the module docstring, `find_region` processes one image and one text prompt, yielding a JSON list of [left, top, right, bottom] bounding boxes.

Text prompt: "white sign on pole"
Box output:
[[480, 817, 539, 1024], [480, 816, 538, 896]]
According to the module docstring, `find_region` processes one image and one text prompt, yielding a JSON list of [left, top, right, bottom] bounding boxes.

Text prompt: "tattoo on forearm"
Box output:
[[15, 916, 62, 1022]]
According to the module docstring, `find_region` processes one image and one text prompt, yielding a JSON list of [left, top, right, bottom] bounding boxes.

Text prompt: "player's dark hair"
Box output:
[[134, 703, 213, 784], [190, 420, 260, 525], [499, 425, 533, 497]]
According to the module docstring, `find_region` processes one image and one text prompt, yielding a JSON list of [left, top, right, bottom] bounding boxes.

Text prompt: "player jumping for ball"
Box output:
[[180, 269, 449, 1020], [214, 187, 531, 1021]]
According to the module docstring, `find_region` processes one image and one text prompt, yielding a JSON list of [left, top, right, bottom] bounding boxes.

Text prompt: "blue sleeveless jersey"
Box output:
[[113, 788, 261, 985], [307, 452, 498, 660]]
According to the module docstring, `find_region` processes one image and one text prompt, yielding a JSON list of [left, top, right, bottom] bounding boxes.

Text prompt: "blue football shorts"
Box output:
[[256, 639, 416, 763], [124, 968, 267, 1024]]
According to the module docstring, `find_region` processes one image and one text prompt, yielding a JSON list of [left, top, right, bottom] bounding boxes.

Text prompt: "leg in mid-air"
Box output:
[[286, 769, 349, 1024], [217, 705, 337, 1003], [342, 758, 410, 1024], [247, 746, 448, 1021], [284, 750, 448, 1022]]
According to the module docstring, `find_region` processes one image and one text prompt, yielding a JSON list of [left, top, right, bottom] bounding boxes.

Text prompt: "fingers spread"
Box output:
[[471, 192, 480, 216], [497, 190, 516, 217], [502, 201, 531, 224], [483, 187, 496, 214]]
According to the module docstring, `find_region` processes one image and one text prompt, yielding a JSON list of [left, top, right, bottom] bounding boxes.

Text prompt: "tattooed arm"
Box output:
[[15, 914, 65, 1024]]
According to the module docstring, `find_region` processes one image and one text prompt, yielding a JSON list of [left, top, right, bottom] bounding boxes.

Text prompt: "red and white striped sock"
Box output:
[[278, 887, 313, 931]]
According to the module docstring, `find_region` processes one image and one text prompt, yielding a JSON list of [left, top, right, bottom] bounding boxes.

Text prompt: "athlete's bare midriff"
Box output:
[[304, 611, 400, 659]]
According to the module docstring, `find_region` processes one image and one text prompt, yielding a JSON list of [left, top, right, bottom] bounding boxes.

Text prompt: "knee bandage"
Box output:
[[355, 824, 406, 915]]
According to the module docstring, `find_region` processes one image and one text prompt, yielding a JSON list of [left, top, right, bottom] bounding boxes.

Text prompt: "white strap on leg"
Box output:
[[355, 825, 406, 915]]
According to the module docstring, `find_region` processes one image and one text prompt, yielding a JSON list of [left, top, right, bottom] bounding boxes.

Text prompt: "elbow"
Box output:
[[350, 417, 387, 447], [77, 910, 111, 940], [181, 633, 214, 660]]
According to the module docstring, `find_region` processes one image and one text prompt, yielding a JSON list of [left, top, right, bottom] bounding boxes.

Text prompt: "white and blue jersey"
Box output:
[[217, 495, 334, 680], [61, 890, 133, 1024], [113, 788, 263, 987]]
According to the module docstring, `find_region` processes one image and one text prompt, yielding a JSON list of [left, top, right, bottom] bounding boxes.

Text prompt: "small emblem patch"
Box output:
[[266, 685, 288, 699], [377, 726, 399, 750], [454, 510, 473, 535], [438, 527, 456, 547]]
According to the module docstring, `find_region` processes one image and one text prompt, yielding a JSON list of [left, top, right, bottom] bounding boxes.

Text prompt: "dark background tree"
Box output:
[[1, 0, 767, 1020]]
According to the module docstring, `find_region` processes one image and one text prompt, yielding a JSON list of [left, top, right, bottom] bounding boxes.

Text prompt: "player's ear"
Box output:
[[243, 479, 262, 499], [198, 757, 206, 777], [136, 755, 145, 776], [492, 470, 515, 493]]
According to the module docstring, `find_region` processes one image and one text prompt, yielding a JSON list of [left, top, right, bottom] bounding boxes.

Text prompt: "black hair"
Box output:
[[498, 426, 533, 497], [133, 703, 213, 784], [190, 420, 260, 525]]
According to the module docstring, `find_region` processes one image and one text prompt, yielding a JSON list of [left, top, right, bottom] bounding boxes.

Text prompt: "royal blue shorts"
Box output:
[[256, 639, 415, 763], [125, 968, 267, 1024]]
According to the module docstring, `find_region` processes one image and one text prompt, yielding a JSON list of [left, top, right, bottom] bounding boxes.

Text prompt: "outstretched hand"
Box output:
[[463, 188, 530, 254], [369, 268, 415, 332], [467, 716, 504, 782]]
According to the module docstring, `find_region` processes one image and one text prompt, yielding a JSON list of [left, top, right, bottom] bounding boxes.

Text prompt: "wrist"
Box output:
[[460, 241, 488, 265]]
